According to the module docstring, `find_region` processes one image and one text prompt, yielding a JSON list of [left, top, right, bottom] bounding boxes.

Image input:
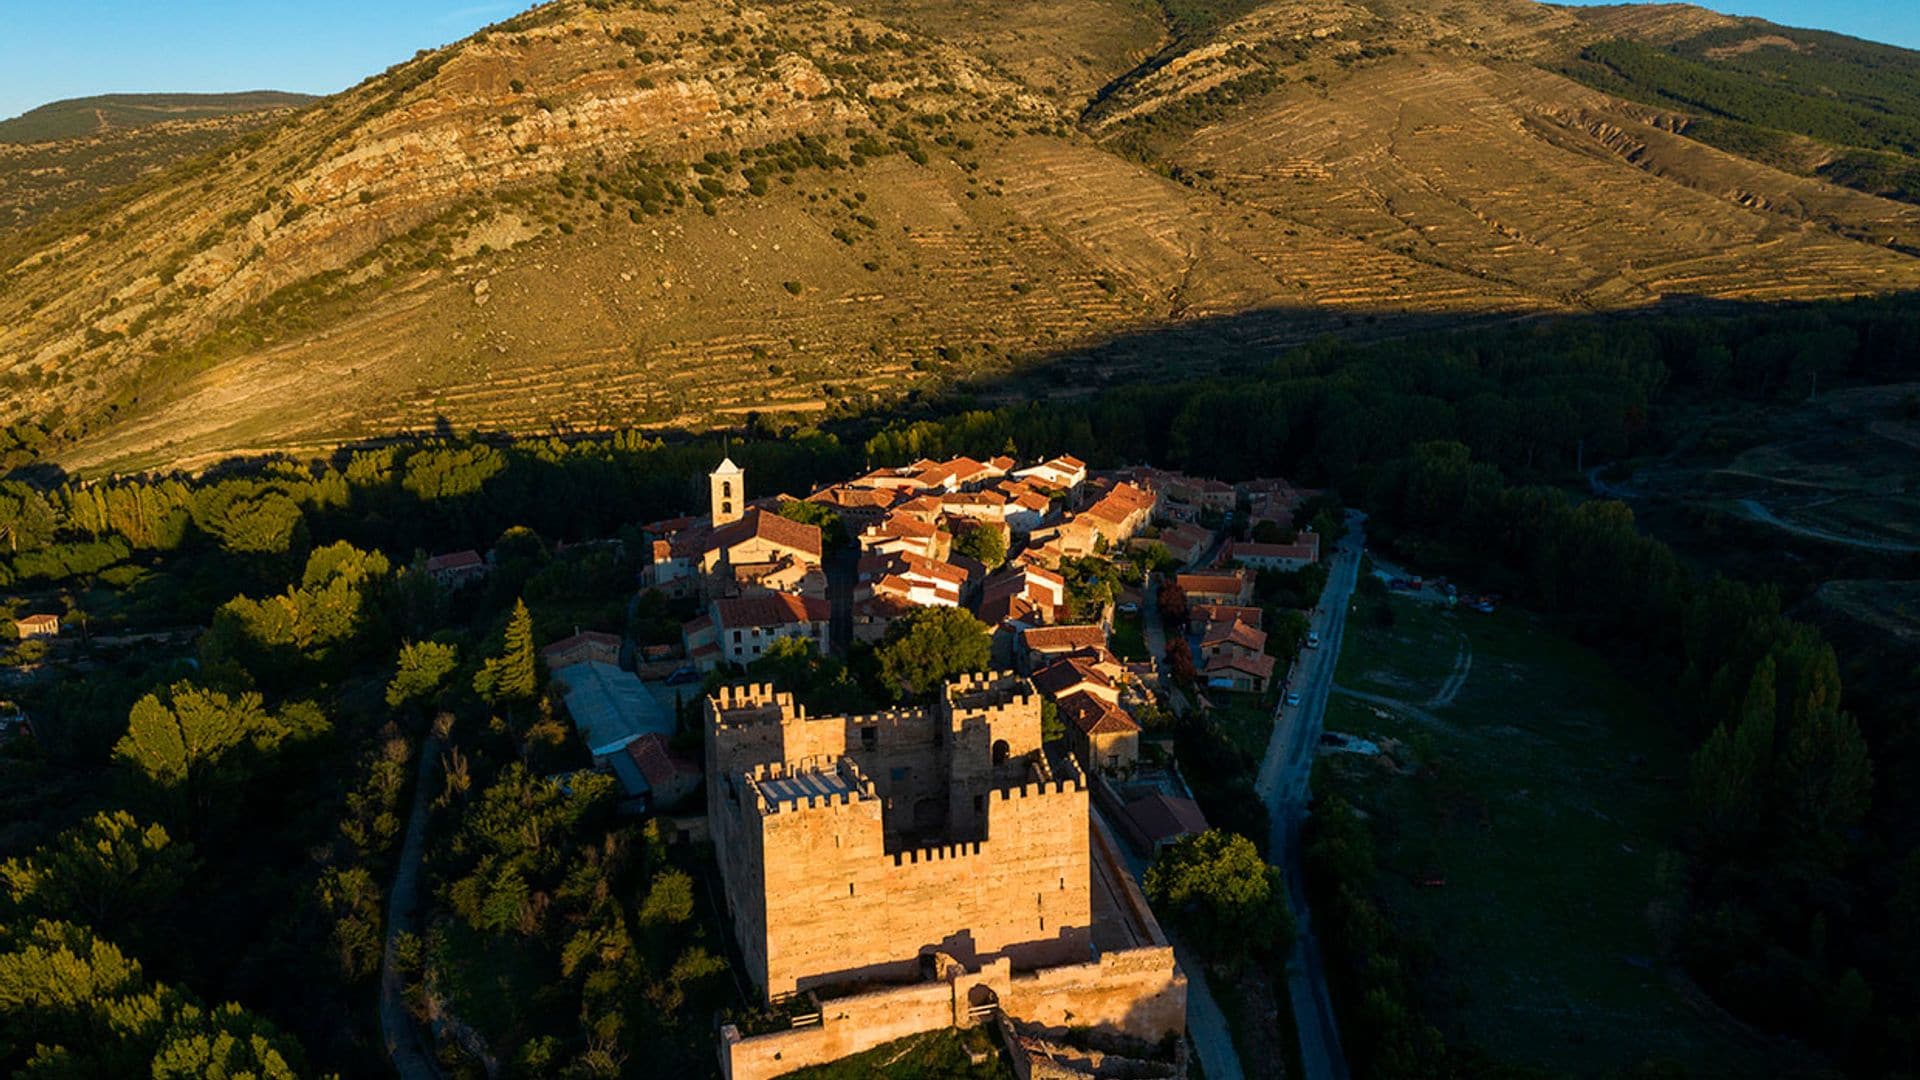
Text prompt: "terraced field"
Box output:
[[8, 0, 1920, 474], [1170, 56, 1920, 307]]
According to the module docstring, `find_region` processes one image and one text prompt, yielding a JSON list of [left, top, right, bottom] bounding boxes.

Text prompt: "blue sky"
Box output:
[[0, 1, 527, 121], [1, 0, 1918, 122]]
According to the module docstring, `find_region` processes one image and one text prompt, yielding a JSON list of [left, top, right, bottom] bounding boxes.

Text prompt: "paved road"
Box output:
[[380, 735, 444, 1080], [1142, 569, 1169, 660], [1254, 511, 1365, 1080]]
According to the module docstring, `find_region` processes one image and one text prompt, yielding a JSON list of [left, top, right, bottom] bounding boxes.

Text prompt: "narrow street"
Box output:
[[1254, 511, 1365, 1080]]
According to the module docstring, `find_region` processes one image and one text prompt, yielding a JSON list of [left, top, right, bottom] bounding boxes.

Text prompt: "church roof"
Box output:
[[713, 457, 743, 475]]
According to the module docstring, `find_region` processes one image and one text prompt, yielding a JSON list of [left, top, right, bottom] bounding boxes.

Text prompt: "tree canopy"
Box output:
[[875, 606, 991, 699], [1144, 829, 1293, 963]]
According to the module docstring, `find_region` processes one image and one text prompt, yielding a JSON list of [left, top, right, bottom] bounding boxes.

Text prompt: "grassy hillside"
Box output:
[[0, 91, 316, 143], [4, 0, 1920, 475]]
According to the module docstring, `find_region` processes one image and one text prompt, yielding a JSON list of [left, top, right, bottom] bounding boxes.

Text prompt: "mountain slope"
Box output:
[[0, 93, 315, 229], [0, 92, 316, 143], [4, 0, 1920, 475]]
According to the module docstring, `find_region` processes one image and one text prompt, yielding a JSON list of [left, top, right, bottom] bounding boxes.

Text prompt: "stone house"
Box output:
[[1222, 533, 1320, 572], [540, 630, 622, 673], [1176, 569, 1253, 607], [700, 593, 833, 670], [13, 613, 60, 639], [426, 550, 488, 589]]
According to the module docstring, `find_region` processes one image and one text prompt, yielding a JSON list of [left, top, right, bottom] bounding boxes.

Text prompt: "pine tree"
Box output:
[[474, 599, 537, 703]]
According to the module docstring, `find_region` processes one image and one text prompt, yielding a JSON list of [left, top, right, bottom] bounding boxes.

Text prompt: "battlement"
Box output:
[[888, 839, 986, 867], [711, 682, 804, 726], [994, 775, 1085, 802], [840, 704, 936, 730], [741, 756, 877, 814], [943, 670, 1038, 714]]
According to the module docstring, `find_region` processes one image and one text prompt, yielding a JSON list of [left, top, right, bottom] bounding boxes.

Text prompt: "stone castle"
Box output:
[[706, 673, 1187, 1078]]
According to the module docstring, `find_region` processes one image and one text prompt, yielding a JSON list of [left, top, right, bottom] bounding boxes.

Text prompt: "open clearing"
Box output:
[[1622, 383, 1920, 555], [1320, 596, 1782, 1076]]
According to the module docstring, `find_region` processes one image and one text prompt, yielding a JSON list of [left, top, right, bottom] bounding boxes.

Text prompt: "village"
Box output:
[[446, 452, 1337, 833], [0, 447, 1349, 1080], [424, 450, 1341, 1078]]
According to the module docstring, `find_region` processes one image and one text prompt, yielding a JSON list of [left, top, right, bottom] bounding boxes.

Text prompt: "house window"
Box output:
[[860, 726, 878, 751], [890, 766, 908, 782], [992, 739, 1010, 766], [975, 794, 986, 814], [723, 481, 733, 498], [732, 630, 742, 643]]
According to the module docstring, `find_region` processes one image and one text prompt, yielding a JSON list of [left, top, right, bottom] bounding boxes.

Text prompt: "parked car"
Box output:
[[665, 665, 702, 686], [1306, 631, 1321, 648], [1286, 692, 1302, 707], [1117, 602, 1139, 615]]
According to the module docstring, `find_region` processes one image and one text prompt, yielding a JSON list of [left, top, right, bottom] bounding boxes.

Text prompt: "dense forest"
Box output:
[[2, 293, 1918, 1076], [1558, 30, 1920, 204]]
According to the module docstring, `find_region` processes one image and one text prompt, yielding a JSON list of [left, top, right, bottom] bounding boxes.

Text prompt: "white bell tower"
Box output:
[[710, 457, 744, 525]]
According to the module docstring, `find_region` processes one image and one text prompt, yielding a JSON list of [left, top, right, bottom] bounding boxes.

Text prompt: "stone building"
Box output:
[[705, 672, 1186, 1078]]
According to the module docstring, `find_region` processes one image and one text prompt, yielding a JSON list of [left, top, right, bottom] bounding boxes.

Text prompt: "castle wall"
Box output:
[[717, 947, 1186, 1080], [756, 778, 1093, 998], [719, 978, 957, 1080]]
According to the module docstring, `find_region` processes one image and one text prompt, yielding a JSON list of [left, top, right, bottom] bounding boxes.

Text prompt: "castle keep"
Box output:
[[706, 673, 1186, 1078]]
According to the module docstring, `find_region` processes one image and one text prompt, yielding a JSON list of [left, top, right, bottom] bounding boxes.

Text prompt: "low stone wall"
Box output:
[[1004, 947, 1187, 1038], [720, 978, 956, 1080], [719, 947, 1186, 1080]]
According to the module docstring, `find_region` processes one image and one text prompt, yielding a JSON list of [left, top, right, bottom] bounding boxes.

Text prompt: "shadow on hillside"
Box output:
[[10, 287, 1919, 498]]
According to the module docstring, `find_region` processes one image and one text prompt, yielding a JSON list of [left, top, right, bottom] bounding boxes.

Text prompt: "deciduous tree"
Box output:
[[875, 606, 991, 699]]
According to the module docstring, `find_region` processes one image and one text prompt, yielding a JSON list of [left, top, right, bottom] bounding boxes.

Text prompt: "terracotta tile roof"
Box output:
[[1083, 482, 1154, 528], [1031, 657, 1114, 698], [1206, 651, 1276, 679], [808, 485, 898, 511], [15, 613, 59, 632], [626, 733, 700, 788], [941, 491, 1008, 509], [715, 593, 830, 629], [1177, 571, 1249, 596], [1022, 624, 1107, 653], [1057, 691, 1139, 736], [1191, 603, 1262, 629], [427, 550, 484, 572], [860, 551, 968, 586], [541, 630, 622, 658], [867, 515, 939, 539], [1159, 523, 1212, 551], [1123, 793, 1209, 844], [1201, 621, 1267, 652], [738, 509, 823, 560]]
